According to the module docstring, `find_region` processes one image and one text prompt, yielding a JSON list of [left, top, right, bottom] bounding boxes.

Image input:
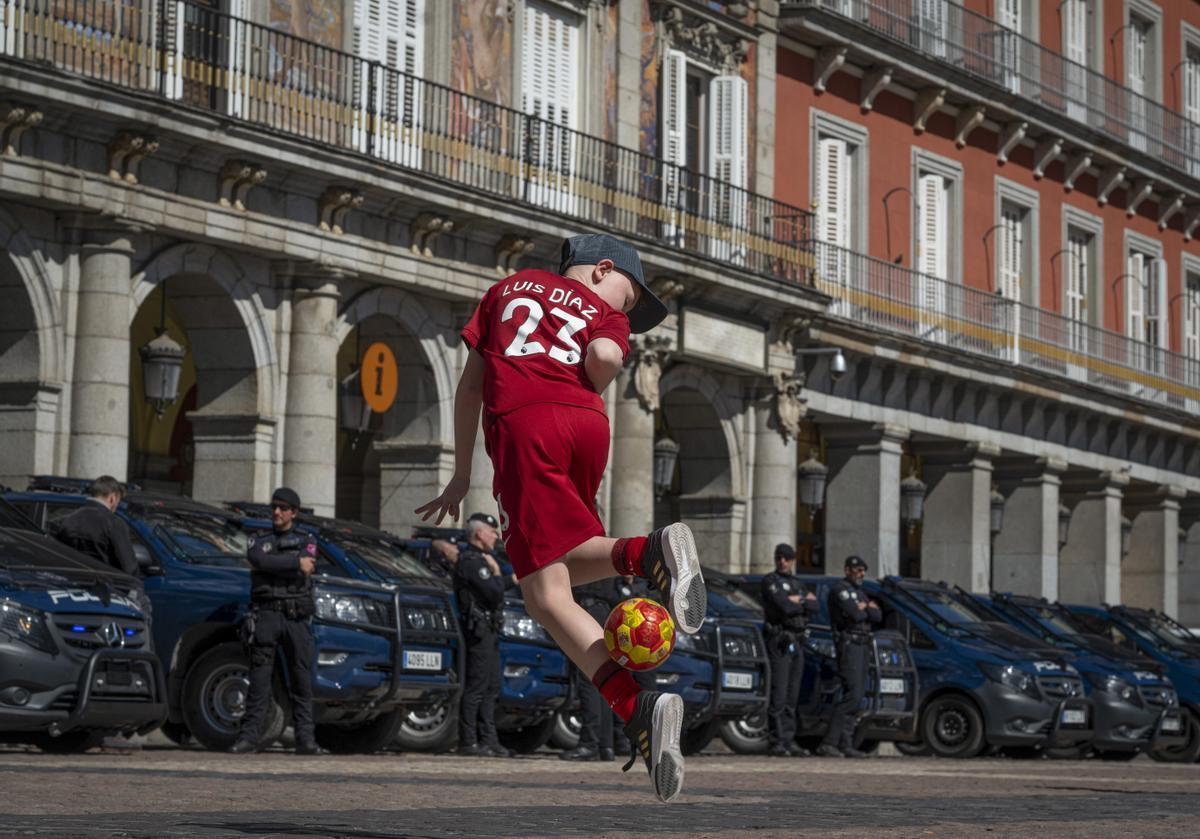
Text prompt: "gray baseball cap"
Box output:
[[558, 233, 668, 333]]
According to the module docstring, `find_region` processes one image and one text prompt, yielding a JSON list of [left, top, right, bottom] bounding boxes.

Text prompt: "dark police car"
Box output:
[[979, 592, 1184, 759], [6, 480, 410, 752], [0, 496, 165, 751]]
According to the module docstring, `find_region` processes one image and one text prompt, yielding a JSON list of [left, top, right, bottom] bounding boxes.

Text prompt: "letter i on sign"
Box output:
[[361, 342, 399, 413]]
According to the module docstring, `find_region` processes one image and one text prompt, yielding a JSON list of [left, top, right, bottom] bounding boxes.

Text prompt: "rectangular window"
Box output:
[[918, 0, 947, 59], [917, 171, 948, 341], [1185, 42, 1200, 175], [998, 202, 1025, 301], [1184, 271, 1200, 362], [1127, 248, 1167, 371], [1062, 0, 1089, 119], [1065, 229, 1091, 354], [816, 136, 850, 288], [353, 0, 425, 163], [522, 1, 580, 210], [1127, 9, 1157, 152]]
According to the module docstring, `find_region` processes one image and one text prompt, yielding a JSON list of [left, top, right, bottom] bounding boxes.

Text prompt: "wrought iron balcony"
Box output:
[[785, 0, 1200, 181], [0, 0, 814, 286], [812, 239, 1200, 413]]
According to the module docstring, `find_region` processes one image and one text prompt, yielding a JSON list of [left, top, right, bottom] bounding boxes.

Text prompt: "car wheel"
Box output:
[[681, 719, 720, 756], [921, 695, 985, 759], [315, 708, 406, 754], [549, 709, 582, 751], [1044, 744, 1089, 760], [31, 730, 104, 753], [1149, 709, 1200, 763], [717, 712, 769, 755], [159, 721, 193, 747], [895, 740, 931, 757], [498, 716, 556, 754], [394, 701, 457, 753], [182, 643, 284, 751]]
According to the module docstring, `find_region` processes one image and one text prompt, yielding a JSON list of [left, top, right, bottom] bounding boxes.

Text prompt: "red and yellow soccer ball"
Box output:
[[603, 597, 675, 671]]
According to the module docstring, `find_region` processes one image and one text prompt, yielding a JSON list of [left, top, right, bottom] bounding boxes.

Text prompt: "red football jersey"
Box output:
[[461, 269, 631, 417]]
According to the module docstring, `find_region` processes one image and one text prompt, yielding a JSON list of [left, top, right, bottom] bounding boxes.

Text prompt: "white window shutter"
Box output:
[[523, 2, 578, 130], [226, 0, 250, 117], [918, 173, 947, 280], [1128, 21, 1147, 94], [1185, 276, 1200, 360], [708, 75, 748, 189], [1152, 257, 1168, 348], [1063, 0, 1087, 64], [999, 206, 1022, 300], [662, 49, 687, 171], [998, 0, 1020, 32], [1127, 252, 1145, 341], [816, 137, 849, 246], [1186, 49, 1200, 123]]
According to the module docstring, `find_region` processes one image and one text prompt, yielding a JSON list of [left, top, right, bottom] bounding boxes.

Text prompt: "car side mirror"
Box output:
[[133, 543, 163, 576]]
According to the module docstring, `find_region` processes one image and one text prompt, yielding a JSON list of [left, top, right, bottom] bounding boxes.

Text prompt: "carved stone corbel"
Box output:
[[1158, 192, 1185, 231], [218, 160, 267, 210], [410, 212, 457, 257], [1126, 179, 1154, 218], [1097, 165, 1126, 206], [860, 65, 892, 112], [107, 130, 157, 183], [814, 45, 847, 94], [1062, 152, 1091, 192], [954, 105, 986, 148], [0, 102, 42, 156], [495, 233, 536, 275], [632, 335, 673, 413], [650, 276, 686, 304], [912, 87, 945, 133], [1183, 206, 1200, 242], [1032, 137, 1062, 179], [318, 186, 364, 235], [997, 121, 1026, 163], [769, 371, 807, 443], [769, 313, 812, 354]]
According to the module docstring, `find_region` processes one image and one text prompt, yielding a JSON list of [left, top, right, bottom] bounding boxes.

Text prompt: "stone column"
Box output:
[[1179, 497, 1200, 627], [0, 385, 60, 488], [749, 374, 802, 572], [753, 3, 778, 198], [376, 442, 455, 536], [282, 269, 340, 515], [615, 0, 644, 151], [610, 337, 668, 539], [992, 457, 1066, 598], [68, 224, 137, 479], [917, 442, 999, 592], [1059, 471, 1129, 606], [823, 423, 908, 578], [189, 414, 276, 506], [1124, 485, 1185, 616]]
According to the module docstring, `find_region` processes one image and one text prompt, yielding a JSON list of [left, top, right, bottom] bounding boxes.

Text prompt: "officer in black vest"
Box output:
[[760, 543, 819, 757], [231, 487, 323, 755], [817, 555, 881, 758], [455, 512, 514, 756]]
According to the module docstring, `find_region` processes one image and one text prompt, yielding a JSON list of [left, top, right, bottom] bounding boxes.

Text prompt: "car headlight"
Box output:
[[1102, 675, 1137, 703], [314, 591, 369, 625], [674, 631, 699, 653], [0, 599, 55, 654], [501, 609, 549, 643], [981, 663, 1039, 698]]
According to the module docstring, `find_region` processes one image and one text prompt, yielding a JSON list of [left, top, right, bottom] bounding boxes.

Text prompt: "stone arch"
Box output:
[[131, 243, 277, 417], [659, 364, 745, 498], [0, 206, 61, 385]]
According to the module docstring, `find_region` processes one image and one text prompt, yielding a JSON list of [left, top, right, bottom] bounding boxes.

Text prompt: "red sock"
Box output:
[[610, 537, 648, 577], [592, 660, 641, 724]]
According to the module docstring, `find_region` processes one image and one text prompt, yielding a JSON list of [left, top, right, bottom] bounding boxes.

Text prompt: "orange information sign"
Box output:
[[360, 342, 398, 413]]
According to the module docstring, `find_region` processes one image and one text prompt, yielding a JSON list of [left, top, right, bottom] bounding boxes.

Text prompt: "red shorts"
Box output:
[[484, 402, 610, 579]]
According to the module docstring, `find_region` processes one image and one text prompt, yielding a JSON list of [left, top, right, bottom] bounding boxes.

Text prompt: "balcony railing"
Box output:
[[787, 0, 1200, 179], [0, 0, 814, 284], [812, 240, 1200, 412]]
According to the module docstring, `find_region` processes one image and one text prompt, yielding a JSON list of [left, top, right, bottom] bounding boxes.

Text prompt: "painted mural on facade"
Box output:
[[639, 0, 658, 159], [604, 0, 619, 142], [269, 0, 343, 48], [452, 0, 514, 106]]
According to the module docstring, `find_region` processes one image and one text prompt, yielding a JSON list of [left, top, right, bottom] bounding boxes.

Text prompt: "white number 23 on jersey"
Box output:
[[501, 297, 586, 365]]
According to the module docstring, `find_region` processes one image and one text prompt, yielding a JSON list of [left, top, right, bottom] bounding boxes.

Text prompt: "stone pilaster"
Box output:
[[610, 336, 670, 538], [917, 441, 1000, 593], [823, 423, 909, 578], [616, 0, 644, 151], [748, 373, 802, 571], [992, 457, 1067, 598], [1124, 485, 1185, 616], [281, 266, 341, 514], [188, 413, 276, 506], [376, 442, 454, 537], [1179, 496, 1200, 626], [1060, 470, 1129, 606]]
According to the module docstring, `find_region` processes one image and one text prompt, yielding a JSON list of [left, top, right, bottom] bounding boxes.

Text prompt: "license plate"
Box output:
[[403, 650, 442, 671], [1163, 716, 1182, 732], [879, 677, 906, 695], [1061, 708, 1086, 725], [722, 671, 753, 690]]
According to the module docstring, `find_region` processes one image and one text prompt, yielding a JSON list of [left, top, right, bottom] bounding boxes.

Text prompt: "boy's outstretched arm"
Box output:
[[414, 348, 485, 524], [585, 336, 625, 394]]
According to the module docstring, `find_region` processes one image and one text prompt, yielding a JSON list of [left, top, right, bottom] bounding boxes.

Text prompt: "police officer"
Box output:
[[455, 512, 514, 757], [55, 476, 138, 577], [817, 555, 881, 758], [231, 487, 324, 755], [760, 543, 819, 757]]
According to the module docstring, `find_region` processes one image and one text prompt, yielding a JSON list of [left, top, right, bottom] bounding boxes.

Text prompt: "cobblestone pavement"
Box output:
[[0, 742, 1195, 838]]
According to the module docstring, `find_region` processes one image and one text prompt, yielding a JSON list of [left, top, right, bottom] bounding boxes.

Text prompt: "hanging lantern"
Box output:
[[1120, 515, 1133, 559], [797, 450, 828, 510], [1057, 503, 1072, 550], [339, 366, 372, 436], [653, 436, 679, 499], [139, 329, 186, 418], [899, 471, 927, 531], [989, 487, 1005, 537]]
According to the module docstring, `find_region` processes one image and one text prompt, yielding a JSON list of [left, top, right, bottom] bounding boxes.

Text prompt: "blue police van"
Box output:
[[5, 480, 418, 752], [1065, 603, 1200, 762], [0, 497, 166, 752], [720, 573, 917, 754], [864, 577, 1092, 758], [977, 592, 1184, 759]]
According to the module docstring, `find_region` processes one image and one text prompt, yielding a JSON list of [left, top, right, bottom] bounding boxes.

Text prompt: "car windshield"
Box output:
[[1128, 612, 1200, 650], [706, 577, 763, 616], [1020, 604, 1088, 637], [149, 513, 250, 567], [340, 539, 436, 581], [0, 498, 42, 533], [901, 587, 993, 626]]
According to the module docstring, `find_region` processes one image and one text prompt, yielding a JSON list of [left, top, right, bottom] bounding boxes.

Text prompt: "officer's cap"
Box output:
[[774, 543, 796, 560], [558, 233, 667, 334], [467, 512, 499, 530], [271, 486, 301, 510], [844, 555, 868, 571]]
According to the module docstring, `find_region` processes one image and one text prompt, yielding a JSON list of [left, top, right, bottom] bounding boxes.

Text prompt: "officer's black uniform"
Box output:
[[455, 544, 508, 752], [821, 561, 881, 754], [56, 499, 139, 577], [760, 564, 818, 753], [237, 519, 318, 751]]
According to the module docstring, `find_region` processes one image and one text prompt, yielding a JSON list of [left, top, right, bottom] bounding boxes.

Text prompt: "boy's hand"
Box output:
[[415, 475, 470, 524]]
